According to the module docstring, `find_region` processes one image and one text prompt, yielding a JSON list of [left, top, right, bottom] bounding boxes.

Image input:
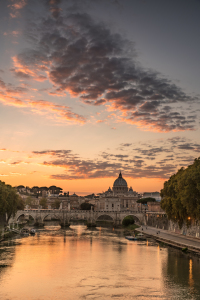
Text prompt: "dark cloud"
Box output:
[[12, 70, 32, 79], [119, 136, 200, 164], [177, 143, 200, 152], [11, 8, 198, 132], [120, 143, 132, 147], [10, 160, 22, 165], [0, 77, 28, 94], [31, 135, 200, 181], [32, 150, 72, 157], [49, 161, 176, 180], [45, 0, 62, 19], [133, 146, 170, 157], [31, 146, 173, 180]]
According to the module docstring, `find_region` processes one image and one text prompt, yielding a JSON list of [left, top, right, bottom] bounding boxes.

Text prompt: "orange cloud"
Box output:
[[12, 56, 48, 82], [8, 0, 27, 18], [4, 31, 20, 37], [0, 92, 86, 124]]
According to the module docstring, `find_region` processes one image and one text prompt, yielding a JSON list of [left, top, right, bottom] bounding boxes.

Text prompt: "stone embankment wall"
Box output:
[[0, 214, 6, 226], [146, 213, 169, 230], [168, 220, 200, 238], [146, 212, 200, 238]]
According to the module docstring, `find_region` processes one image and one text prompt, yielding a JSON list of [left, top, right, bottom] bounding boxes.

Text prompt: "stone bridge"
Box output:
[[14, 209, 146, 226]]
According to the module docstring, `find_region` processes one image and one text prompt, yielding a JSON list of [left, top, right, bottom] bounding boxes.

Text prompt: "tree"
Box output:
[[80, 202, 94, 210], [31, 186, 40, 197], [25, 196, 33, 207], [122, 216, 135, 226], [39, 197, 48, 209], [49, 186, 63, 195], [161, 158, 200, 228], [52, 199, 61, 209], [137, 197, 156, 205], [0, 181, 24, 223]]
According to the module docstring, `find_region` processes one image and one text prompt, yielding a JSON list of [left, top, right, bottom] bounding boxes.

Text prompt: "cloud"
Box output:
[[177, 143, 200, 152], [133, 146, 171, 157], [10, 161, 22, 165], [31, 145, 178, 180], [0, 95, 86, 124], [11, 8, 199, 132], [45, 0, 62, 19], [11, 55, 48, 82], [2, 136, 199, 183], [0, 77, 86, 124], [120, 143, 132, 147], [8, 0, 27, 18], [32, 150, 72, 157], [4, 31, 21, 37]]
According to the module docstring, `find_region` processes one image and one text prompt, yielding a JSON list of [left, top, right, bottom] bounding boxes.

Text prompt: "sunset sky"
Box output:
[[0, 0, 200, 195]]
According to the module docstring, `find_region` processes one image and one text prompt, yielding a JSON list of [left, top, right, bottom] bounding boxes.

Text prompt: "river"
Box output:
[[0, 225, 200, 300]]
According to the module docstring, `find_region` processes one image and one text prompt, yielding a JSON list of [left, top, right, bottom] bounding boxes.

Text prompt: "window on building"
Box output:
[[112, 204, 114, 208]]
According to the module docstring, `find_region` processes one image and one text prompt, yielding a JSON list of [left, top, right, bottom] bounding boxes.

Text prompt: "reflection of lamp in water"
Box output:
[[189, 259, 194, 287]]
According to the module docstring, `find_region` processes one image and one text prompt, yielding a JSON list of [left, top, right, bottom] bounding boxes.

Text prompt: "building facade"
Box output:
[[98, 172, 141, 211]]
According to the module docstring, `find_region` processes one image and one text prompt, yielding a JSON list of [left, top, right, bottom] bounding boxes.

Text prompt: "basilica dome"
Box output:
[[113, 172, 127, 187], [113, 172, 128, 194]]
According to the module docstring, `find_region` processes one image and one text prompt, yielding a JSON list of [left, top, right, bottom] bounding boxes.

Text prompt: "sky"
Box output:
[[0, 0, 200, 195]]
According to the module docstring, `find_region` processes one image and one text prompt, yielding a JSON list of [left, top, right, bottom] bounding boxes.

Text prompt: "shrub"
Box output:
[[122, 216, 135, 226]]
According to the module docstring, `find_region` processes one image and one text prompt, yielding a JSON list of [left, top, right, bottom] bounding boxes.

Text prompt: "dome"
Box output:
[[128, 187, 134, 194], [113, 172, 127, 187]]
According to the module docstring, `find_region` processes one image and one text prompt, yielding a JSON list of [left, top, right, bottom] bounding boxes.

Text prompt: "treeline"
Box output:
[[0, 180, 24, 224], [137, 197, 156, 205], [16, 185, 63, 196], [161, 157, 200, 228]]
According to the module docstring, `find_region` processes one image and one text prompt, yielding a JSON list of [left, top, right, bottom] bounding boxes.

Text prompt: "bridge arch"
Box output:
[[42, 213, 61, 222], [95, 214, 114, 222], [16, 212, 36, 222], [121, 214, 141, 224]]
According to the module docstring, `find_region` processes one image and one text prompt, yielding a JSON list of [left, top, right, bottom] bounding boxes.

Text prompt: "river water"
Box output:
[[0, 225, 200, 300]]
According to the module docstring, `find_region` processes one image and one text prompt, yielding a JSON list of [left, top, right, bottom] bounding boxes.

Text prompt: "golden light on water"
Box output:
[[1, 227, 200, 299], [189, 259, 194, 288]]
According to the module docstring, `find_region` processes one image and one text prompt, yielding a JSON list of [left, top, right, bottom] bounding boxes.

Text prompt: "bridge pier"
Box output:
[[34, 217, 44, 227], [86, 210, 96, 227], [60, 211, 70, 227]]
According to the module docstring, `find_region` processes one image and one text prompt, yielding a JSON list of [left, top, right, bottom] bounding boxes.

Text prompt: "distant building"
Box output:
[[147, 201, 163, 212], [98, 172, 141, 211], [142, 192, 161, 201]]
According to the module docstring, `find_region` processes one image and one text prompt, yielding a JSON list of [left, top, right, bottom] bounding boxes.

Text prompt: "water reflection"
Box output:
[[189, 259, 194, 288], [162, 248, 200, 299], [0, 225, 200, 299]]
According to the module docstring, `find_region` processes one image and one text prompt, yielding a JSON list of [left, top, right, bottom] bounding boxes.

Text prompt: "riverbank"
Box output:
[[137, 225, 200, 256]]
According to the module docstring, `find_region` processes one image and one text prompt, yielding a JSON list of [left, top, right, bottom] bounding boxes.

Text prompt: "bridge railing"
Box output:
[[22, 209, 144, 214]]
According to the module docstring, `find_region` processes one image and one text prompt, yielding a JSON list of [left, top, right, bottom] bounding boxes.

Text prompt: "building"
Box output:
[[142, 192, 161, 201], [98, 172, 141, 211]]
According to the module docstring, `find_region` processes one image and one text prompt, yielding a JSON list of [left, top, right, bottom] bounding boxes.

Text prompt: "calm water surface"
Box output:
[[0, 225, 200, 300]]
